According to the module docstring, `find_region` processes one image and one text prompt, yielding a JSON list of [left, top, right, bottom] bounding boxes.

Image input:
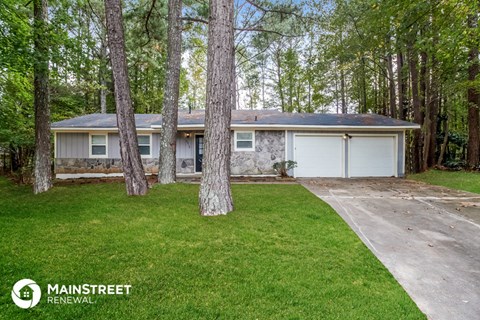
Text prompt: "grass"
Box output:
[[409, 169, 480, 194], [0, 177, 424, 320]]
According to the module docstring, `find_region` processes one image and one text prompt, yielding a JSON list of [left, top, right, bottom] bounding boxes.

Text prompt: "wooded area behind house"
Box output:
[[1, 0, 479, 181]]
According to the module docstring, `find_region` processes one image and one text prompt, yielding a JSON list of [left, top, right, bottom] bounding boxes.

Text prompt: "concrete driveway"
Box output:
[[300, 178, 480, 320]]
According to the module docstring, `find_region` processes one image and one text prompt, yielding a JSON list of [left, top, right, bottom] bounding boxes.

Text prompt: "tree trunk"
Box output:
[[387, 52, 396, 118], [105, 0, 148, 195], [397, 50, 407, 120], [420, 50, 431, 171], [408, 39, 423, 173], [467, 9, 480, 168], [340, 66, 347, 114], [199, 0, 234, 216], [33, 0, 53, 194], [437, 113, 449, 166], [275, 50, 285, 112], [99, 34, 108, 114], [232, 45, 237, 110], [158, 0, 182, 184], [360, 56, 368, 113], [425, 55, 439, 169]]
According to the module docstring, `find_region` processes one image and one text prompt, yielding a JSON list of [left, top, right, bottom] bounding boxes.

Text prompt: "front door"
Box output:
[[195, 135, 204, 172]]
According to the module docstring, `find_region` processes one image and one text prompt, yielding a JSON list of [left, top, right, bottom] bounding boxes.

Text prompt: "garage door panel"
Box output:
[[295, 136, 343, 177], [349, 136, 395, 177]]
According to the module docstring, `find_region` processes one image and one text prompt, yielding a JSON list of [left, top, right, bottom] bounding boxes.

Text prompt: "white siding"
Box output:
[[152, 133, 160, 158], [176, 134, 194, 158], [108, 133, 120, 158]]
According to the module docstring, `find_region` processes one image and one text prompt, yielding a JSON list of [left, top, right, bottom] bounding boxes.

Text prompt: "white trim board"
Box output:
[[56, 173, 153, 179]]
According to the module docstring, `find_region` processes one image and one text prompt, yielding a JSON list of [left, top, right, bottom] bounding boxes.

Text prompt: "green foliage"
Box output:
[[273, 160, 297, 177], [1, 0, 171, 174], [0, 178, 425, 319]]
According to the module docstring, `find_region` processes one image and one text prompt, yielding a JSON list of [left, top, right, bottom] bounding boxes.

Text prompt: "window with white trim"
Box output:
[[138, 135, 151, 157], [90, 134, 107, 157], [235, 131, 255, 151]]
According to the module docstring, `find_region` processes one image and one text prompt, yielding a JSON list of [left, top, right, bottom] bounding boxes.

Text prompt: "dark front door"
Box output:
[[195, 135, 204, 172]]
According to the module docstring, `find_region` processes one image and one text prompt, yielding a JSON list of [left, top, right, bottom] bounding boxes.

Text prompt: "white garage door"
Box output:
[[349, 136, 396, 177], [294, 135, 344, 177]]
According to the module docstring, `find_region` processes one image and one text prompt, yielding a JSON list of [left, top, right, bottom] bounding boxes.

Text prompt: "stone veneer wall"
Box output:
[[55, 158, 159, 174], [231, 130, 285, 175], [176, 158, 194, 174], [55, 130, 285, 176]]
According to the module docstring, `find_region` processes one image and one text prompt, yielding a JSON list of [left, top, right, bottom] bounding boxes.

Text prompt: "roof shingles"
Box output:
[[51, 110, 419, 129]]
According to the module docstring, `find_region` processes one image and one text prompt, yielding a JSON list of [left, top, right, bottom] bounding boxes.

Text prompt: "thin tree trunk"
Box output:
[[397, 50, 407, 120], [33, 0, 52, 194], [99, 34, 108, 114], [419, 51, 427, 123], [467, 9, 480, 168], [199, 0, 234, 216], [232, 45, 237, 110], [426, 55, 439, 169], [408, 39, 423, 173], [437, 112, 449, 166], [340, 66, 347, 114], [158, 0, 182, 184], [334, 61, 340, 114], [420, 50, 430, 171], [105, 0, 148, 195], [360, 56, 367, 113], [261, 59, 266, 109], [387, 52, 396, 118], [275, 50, 285, 112], [100, 80, 107, 113]]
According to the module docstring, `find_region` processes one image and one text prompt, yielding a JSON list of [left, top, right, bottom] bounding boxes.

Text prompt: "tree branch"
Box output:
[[244, 0, 309, 21], [182, 16, 209, 24], [235, 27, 300, 38], [142, 0, 157, 47]]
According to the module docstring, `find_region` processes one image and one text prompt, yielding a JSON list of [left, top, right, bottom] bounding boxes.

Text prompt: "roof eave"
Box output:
[[51, 127, 157, 132], [54, 124, 420, 131], [154, 124, 419, 130]]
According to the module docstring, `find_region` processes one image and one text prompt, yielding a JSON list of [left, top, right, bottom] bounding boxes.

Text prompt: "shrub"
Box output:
[[273, 160, 297, 177]]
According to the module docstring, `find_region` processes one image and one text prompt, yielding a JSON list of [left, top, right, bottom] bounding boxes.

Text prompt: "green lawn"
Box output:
[[409, 170, 480, 194], [0, 177, 424, 319]]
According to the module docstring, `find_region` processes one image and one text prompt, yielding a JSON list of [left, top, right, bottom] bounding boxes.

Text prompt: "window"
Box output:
[[138, 135, 151, 157], [235, 131, 255, 151], [90, 134, 107, 157]]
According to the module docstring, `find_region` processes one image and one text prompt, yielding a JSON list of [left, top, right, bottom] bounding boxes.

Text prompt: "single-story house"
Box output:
[[51, 110, 420, 179]]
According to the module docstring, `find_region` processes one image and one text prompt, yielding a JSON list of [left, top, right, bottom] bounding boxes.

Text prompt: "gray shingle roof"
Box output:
[[52, 114, 162, 128], [51, 110, 419, 129]]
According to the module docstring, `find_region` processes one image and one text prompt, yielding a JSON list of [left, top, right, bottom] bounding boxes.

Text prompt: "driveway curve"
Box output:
[[300, 178, 480, 320]]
